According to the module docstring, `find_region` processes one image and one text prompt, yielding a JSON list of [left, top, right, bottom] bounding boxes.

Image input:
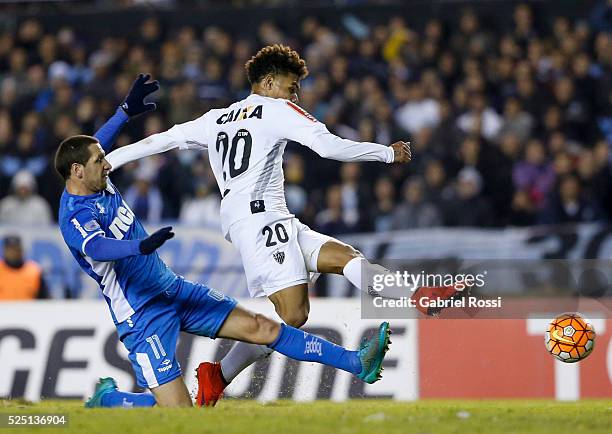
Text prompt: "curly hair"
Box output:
[[245, 44, 308, 85]]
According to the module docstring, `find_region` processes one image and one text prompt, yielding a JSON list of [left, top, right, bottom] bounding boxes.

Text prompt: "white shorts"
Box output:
[[228, 212, 331, 298]]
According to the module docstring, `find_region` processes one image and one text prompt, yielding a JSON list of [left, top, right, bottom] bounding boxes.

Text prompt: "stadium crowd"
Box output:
[[0, 2, 611, 235]]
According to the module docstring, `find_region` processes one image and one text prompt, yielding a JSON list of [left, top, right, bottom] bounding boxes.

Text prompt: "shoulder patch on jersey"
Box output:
[[83, 220, 101, 231], [286, 101, 317, 123]]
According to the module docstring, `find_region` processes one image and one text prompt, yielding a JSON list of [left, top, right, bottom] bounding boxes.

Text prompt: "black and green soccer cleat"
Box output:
[[356, 321, 392, 384], [84, 377, 118, 408]]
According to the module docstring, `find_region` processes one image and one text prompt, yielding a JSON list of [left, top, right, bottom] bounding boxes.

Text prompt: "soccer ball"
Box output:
[[545, 312, 596, 363]]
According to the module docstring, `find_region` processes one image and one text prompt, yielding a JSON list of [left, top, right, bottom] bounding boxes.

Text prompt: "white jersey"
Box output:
[[107, 93, 394, 239]]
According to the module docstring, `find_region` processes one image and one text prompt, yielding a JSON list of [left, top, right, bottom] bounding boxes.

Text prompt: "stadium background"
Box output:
[[1, 0, 612, 401]]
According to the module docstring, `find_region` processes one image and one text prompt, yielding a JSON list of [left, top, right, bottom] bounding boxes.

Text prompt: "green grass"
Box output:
[[2, 399, 612, 434]]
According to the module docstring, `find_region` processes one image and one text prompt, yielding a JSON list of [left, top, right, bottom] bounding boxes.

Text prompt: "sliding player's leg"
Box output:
[[196, 303, 391, 406], [85, 377, 157, 408], [217, 304, 390, 380], [175, 278, 391, 406], [149, 377, 192, 407]]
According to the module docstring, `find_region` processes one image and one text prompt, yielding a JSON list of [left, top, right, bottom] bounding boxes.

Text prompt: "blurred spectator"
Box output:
[[456, 93, 502, 140], [497, 97, 534, 143], [429, 99, 462, 160], [179, 183, 221, 229], [391, 177, 442, 230], [512, 139, 556, 208], [339, 162, 371, 231], [540, 174, 605, 224], [423, 159, 452, 209], [0, 170, 52, 224], [445, 167, 495, 227], [589, 0, 612, 32], [284, 153, 308, 216], [508, 190, 537, 226], [553, 76, 592, 142], [315, 184, 356, 235], [123, 164, 163, 223], [394, 82, 440, 135], [0, 235, 48, 300], [576, 147, 611, 205], [371, 177, 395, 232]]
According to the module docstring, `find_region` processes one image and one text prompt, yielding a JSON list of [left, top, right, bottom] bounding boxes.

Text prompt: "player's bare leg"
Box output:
[[85, 376, 195, 409], [215, 305, 281, 343], [317, 239, 406, 297], [268, 283, 310, 327], [150, 377, 193, 407], [197, 305, 391, 407], [84, 377, 157, 408], [316, 239, 361, 274], [317, 239, 459, 315]]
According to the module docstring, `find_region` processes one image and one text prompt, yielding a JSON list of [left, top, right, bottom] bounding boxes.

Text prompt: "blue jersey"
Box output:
[[59, 181, 177, 324]]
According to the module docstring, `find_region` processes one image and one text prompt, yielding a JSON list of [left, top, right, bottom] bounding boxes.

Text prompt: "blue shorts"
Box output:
[[116, 278, 237, 389]]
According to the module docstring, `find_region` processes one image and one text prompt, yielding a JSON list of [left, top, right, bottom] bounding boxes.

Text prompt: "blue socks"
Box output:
[[269, 324, 362, 375], [100, 390, 156, 407]]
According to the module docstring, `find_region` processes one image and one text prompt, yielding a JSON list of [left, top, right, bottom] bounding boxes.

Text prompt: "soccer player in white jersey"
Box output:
[[106, 45, 458, 406]]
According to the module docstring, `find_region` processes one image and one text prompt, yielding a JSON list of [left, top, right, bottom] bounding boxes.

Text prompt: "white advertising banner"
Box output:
[[0, 299, 418, 402]]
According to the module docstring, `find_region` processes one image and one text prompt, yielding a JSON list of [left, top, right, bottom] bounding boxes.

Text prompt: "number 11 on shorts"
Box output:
[[145, 334, 166, 360]]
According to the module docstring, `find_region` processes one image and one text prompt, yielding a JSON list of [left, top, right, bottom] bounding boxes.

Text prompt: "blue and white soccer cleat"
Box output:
[[84, 377, 118, 408], [356, 322, 392, 384]]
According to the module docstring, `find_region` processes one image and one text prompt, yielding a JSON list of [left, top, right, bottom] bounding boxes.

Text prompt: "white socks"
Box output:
[[342, 256, 410, 299], [220, 342, 274, 383]]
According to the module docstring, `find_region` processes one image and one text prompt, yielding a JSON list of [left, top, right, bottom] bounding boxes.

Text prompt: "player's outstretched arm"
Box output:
[[309, 133, 411, 163], [84, 226, 175, 261], [94, 73, 160, 152], [279, 100, 409, 164], [105, 120, 209, 171]]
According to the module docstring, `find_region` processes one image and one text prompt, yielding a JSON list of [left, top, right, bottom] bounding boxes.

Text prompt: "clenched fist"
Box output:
[[390, 141, 411, 163]]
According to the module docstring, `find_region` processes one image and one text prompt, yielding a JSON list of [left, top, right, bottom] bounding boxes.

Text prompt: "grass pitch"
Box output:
[[2, 399, 612, 434]]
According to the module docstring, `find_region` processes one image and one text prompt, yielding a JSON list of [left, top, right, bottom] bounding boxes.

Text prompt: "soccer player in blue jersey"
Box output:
[[55, 74, 391, 408]]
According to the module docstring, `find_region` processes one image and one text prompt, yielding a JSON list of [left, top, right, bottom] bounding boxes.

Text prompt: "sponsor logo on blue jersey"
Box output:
[[58, 181, 177, 323]]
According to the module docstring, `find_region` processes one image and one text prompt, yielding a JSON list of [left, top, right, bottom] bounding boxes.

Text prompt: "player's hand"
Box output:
[[390, 141, 411, 163], [120, 73, 160, 118], [139, 226, 174, 255]]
